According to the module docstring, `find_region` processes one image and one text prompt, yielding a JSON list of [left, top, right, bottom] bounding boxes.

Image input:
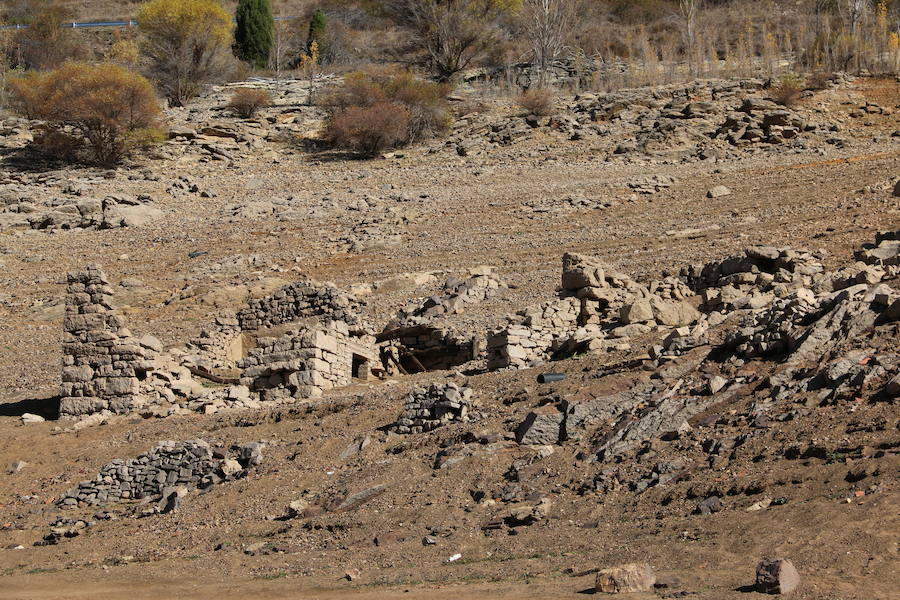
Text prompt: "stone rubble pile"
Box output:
[[387, 268, 505, 330], [392, 383, 474, 434], [57, 439, 262, 508], [446, 77, 855, 162], [488, 253, 697, 369], [59, 266, 158, 418], [627, 174, 676, 194], [523, 193, 616, 213], [855, 229, 900, 268]]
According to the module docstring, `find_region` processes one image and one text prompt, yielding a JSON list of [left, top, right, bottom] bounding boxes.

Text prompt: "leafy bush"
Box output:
[[517, 88, 556, 116], [8, 62, 163, 166], [137, 0, 234, 107], [325, 67, 452, 149], [108, 38, 142, 67], [326, 102, 411, 156], [770, 74, 804, 107], [227, 87, 272, 118]]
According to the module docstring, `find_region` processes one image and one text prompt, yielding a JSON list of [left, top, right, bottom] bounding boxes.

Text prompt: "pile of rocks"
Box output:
[[724, 289, 822, 358], [627, 174, 676, 194], [392, 383, 474, 434], [167, 175, 215, 198], [855, 229, 900, 268], [682, 245, 827, 296], [57, 439, 260, 508], [238, 281, 368, 332], [523, 193, 616, 213], [387, 268, 505, 329], [0, 193, 162, 230], [487, 253, 651, 369], [59, 266, 158, 418]]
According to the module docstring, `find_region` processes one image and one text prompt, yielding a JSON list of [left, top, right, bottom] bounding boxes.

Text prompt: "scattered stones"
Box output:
[[707, 185, 732, 198]]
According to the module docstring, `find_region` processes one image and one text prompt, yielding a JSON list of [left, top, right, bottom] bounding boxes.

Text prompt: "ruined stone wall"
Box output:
[[238, 321, 374, 399], [392, 383, 474, 434], [237, 281, 367, 332], [59, 266, 155, 418], [57, 439, 262, 508], [487, 297, 581, 370]]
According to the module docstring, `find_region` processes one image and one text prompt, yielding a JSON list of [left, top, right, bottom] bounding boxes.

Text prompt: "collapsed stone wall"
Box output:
[[487, 253, 653, 370], [59, 266, 157, 418], [680, 246, 827, 298], [237, 281, 368, 332], [57, 439, 262, 508], [238, 320, 375, 399], [381, 326, 480, 372]]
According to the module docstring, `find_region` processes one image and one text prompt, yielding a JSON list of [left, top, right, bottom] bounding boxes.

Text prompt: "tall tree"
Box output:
[[138, 0, 234, 107], [382, 0, 522, 82], [307, 8, 327, 54], [235, 0, 275, 69]]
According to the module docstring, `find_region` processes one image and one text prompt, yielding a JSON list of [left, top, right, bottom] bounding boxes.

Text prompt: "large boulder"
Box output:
[[595, 563, 656, 593], [561, 253, 607, 291], [755, 558, 800, 594], [650, 296, 700, 326]]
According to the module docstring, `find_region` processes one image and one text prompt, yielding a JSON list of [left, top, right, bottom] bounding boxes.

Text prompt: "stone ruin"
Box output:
[[59, 265, 158, 418], [378, 269, 503, 373], [391, 382, 474, 434], [233, 280, 378, 399], [487, 253, 652, 369], [239, 320, 376, 400]]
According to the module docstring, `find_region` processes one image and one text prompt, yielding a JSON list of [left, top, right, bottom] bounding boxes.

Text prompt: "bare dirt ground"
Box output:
[[0, 77, 897, 599]]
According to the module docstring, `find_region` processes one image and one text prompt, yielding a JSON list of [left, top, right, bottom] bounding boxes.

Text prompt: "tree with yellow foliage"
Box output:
[[137, 0, 234, 106], [382, 0, 522, 82], [8, 61, 163, 166]]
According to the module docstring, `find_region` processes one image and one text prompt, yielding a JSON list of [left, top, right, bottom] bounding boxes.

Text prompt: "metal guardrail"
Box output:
[[0, 16, 299, 30]]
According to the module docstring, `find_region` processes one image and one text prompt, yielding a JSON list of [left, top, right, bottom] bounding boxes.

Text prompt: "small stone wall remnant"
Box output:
[[392, 383, 474, 434], [237, 281, 367, 332], [57, 439, 261, 508]]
